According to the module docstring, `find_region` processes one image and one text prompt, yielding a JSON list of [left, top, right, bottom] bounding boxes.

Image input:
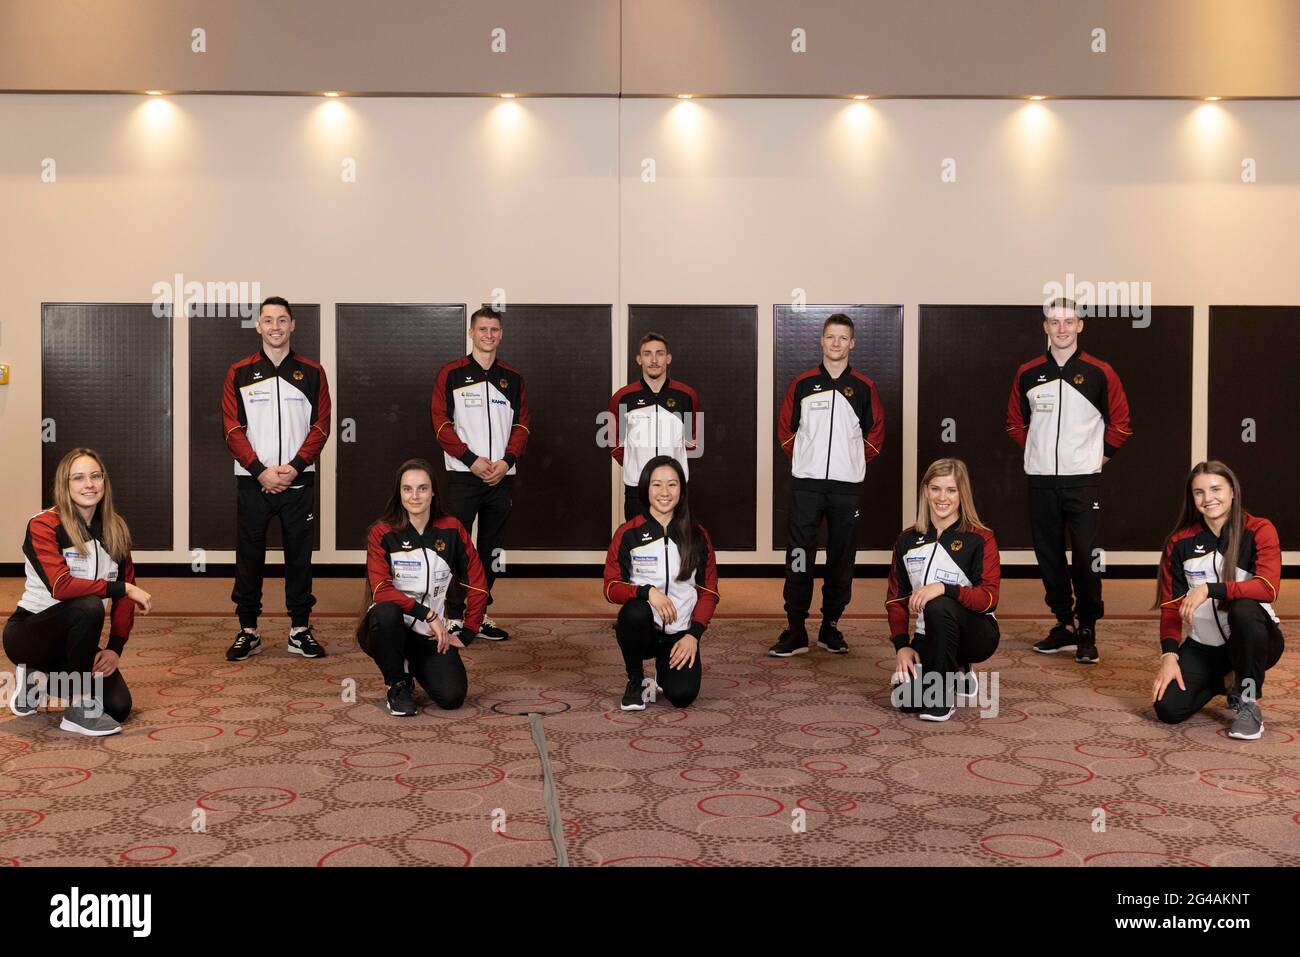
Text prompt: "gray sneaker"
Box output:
[[1227, 701, 1264, 741], [59, 702, 122, 737]]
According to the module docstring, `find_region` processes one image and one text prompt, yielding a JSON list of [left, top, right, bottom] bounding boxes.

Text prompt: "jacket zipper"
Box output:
[[824, 381, 836, 480], [1207, 546, 1231, 644], [1053, 365, 1063, 477], [275, 371, 283, 466], [484, 377, 493, 462]]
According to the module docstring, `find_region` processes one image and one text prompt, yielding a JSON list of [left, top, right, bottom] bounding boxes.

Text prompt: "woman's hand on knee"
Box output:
[[1152, 652, 1184, 702], [893, 646, 920, 684], [668, 635, 697, 670], [93, 649, 119, 677], [908, 583, 944, 616]]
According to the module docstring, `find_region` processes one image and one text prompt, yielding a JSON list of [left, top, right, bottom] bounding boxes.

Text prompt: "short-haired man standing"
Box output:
[[1006, 297, 1132, 664], [607, 332, 702, 520], [431, 306, 530, 641], [772, 314, 885, 657], [222, 296, 332, 662]]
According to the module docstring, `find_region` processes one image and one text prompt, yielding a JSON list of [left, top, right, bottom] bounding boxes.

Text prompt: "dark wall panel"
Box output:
[[41, 304, 173, 549], [189, 304, 321, 550], [336, 304, 466, 549], [628, 305, 758, 550], [1208, 307, 1299, 539], [494, 304, 612, 550], [917, 305, 1192, 552], [772, 305, 904, 551]]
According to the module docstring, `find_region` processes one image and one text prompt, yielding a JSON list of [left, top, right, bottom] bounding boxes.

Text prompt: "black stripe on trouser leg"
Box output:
[[1029, 485, 1074, 623], [360, 602, 468, 709], [232, 484, 274, 629], [1225, 599, 1285, 700], [444, 476, 512, 618], [1063, 485, 1103, 626], [614, 598, 701, 708], [910, 596, 1000, 683], [278, 485, 317, 628], [1, 598, 132, 721], [1153, 639, 1228, 725]]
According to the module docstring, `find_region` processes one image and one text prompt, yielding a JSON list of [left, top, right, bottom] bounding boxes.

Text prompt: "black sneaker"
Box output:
[[817, 622, 848, 655], [1074, 628, 1099, 664], [620, 678, 647, 712], [476, 617, 510, 641], [767, 628, 810, 657], [9, 665, 43, 716], [386, 679, 417, 717], [919, 704, 955, 722], [226, 629, 262, 662], [1032, 621, 1077, 655], [287, 627, 326, 659]]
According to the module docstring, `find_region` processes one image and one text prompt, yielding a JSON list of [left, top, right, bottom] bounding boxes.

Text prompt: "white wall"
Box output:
[[1, 95, 1297, 564]]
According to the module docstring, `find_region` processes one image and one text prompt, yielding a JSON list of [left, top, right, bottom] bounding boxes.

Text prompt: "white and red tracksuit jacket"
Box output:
[[603, 514, 720, 637], [222, 349, 332, 484], [1158, 514, 1281, 653], [1006, 349, 1132, 487], [607, 377, 701, 487], [432, 355, 531, 476], [885, 522, 1000, 647], [778, 363, 885, 492], [367, 517, 488, 640], [18, 508, 136, 653]]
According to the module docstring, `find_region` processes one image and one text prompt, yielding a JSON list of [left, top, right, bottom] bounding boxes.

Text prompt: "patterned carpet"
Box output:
[[1, 615, 1297, 867]]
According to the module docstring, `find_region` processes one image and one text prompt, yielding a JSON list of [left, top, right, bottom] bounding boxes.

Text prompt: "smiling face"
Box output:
[[1191, 471, 1233, 525], [636, 339, 671, 381], [471, 314, 502, 355], [821, 322, 854, 364], [68, 454, 106, 514], [647, 465, 681, 516], [926, 471, 960, 524], [257, 303, 294, 352], [400, 469, 434, 522], [1043, 305, 1083, 352]]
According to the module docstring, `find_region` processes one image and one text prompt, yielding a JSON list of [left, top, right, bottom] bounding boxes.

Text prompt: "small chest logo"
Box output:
[[666, 398, 677, 409], [434, 539, 447, 552], [1194, 544, 1206, 553], [949, 539, 963, 552], [812, 384, 822, 391], [401, 540, 413, 548], [1073, 374, 1085, 385], [636, 398, 647, 406], [293, 370, 304, 381], [843, 386, 854, 398], [1036, 374, 1047, 383], [499, 378, 509, 390], [252, 371, 264, 380], [641, 531, 652, 541], [464, 375, 474, 383]]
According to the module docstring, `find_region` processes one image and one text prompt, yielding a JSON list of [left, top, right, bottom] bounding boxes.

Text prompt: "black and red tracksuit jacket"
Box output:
[[367, 517, 489, 640], [885, 522, 1000, 649], [1006, 349, 1131, 487], [607, 377, 701, 487], [222, 349, 332, 485], [778, 363, 885, 493], [17, 508, 136, 653], [1157, 514, 1282, 654], [603, 514, 720, 638], [432, 355, 531, 476]]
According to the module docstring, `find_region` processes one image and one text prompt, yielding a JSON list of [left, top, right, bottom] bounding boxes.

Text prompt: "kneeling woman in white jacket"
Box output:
[[356, 458, 487, 716], [603, 455, 720, 712]]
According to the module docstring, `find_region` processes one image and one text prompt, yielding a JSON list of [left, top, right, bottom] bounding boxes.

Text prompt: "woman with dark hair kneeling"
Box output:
[[4, 448, 152, 736], [604, 455, 719, 712], [1153, 461, 1283, 740], [356, 458, 488, 716], [885, 458, 1000, 722]]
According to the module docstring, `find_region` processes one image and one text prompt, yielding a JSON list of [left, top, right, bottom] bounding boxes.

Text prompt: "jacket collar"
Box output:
[[819, 361, 853, 382]]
